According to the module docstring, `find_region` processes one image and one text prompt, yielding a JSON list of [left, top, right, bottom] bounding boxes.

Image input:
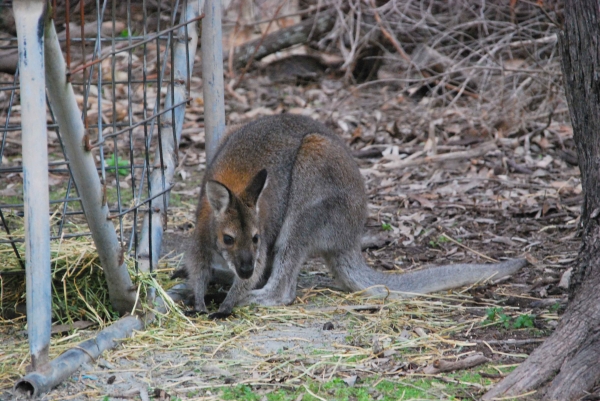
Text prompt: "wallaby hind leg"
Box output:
[[242, 133, 367, 307], [242, 193, 363, 306], [326, 248, 390, 298]]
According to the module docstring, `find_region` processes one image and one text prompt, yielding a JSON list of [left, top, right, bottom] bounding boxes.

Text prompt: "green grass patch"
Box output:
[[216, 375, 495, 401]]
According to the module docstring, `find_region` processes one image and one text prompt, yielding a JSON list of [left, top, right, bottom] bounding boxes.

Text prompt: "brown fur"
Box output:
[[186, 114, 526, 318]]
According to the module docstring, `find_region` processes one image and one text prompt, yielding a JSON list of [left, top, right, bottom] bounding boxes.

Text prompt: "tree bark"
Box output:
[[483, 2, 600, 400]]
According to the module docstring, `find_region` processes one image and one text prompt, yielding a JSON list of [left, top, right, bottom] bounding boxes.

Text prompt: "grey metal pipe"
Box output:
[[13, 282, 190, 398], [14, 315, 145, 398], [43, 10, 136, 314], [137, 0, 203, 272], [13, 0, 52, 370], [202, 0, 226, 164]]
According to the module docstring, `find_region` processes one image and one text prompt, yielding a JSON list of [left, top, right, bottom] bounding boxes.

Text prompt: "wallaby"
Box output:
[[186, 114, 526, 318]]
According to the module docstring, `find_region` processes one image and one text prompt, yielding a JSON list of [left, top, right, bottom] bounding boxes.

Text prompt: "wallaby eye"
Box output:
[[252, 234, 260, 244], [223, 234, 235, 245]]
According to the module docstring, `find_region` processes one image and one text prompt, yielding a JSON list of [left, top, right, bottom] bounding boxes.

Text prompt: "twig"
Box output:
[[481, 341, 529, 358], [421, 70, 480, 99], [506, 159, 534, 174], [490, 390, 538, 400], [303, 384, 327, 401], [428, 375, 485, 389], [439, 231, 498, 263], [370, 0, 411, 62], [473, 339, 545, 346], [423, 353, 490, 374], [380, 142, 497, 171], [307, 304, 383, 313], [211, 325, 266, 357]]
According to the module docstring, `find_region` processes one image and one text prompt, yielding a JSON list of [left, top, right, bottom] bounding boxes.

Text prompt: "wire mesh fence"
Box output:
[[0, 0, 203, 320]]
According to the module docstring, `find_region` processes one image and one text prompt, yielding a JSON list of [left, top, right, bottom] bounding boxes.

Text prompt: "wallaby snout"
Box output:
[[237, 263, 254, 279], [236, 250, 255, 279]]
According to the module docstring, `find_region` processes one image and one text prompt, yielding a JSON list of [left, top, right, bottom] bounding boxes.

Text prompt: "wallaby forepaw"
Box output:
[[184, 309, 207, 317], [208, 311, 232, 319]]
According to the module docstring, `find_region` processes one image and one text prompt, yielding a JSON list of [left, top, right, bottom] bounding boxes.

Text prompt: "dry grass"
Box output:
[[0, 220, 526, 397], [0, 212, 533, 398]]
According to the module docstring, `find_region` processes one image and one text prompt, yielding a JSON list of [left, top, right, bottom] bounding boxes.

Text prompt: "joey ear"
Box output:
[[206, 180, 231, 214], [243, 169, 268, 207]]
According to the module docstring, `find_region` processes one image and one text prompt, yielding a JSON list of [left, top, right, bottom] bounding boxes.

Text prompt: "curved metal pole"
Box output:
[[44, 9, 136, 315], [13, 283, 188, 398]]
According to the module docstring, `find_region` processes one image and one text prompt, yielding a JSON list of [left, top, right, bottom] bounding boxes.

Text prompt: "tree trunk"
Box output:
[[483, 2, 600, 400]]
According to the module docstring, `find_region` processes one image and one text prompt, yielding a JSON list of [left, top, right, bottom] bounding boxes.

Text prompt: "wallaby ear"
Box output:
[[206, 180, 231, 214], [243, 169, 268, 207]]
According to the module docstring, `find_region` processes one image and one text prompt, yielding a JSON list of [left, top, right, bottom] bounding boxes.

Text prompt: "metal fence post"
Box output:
[[137, 0, 203, 272], [13, 0, 52, 370], [202, 0, 226, 164], [43, 8, 136, 314]]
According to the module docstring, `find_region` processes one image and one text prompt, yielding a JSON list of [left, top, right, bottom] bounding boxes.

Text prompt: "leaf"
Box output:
[[343, 375, 358, 387], [105, 154, 129, 176], [513, 314, 535, 329]]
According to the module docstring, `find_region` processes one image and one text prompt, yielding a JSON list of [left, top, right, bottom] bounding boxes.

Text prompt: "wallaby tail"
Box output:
[[330, 250, 526, 297]]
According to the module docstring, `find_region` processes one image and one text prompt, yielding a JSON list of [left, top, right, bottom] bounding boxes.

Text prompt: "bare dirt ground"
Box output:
[[0, 57, 579, 400]]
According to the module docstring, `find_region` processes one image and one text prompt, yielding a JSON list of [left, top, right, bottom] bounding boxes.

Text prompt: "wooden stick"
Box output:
[[439, 231, 498, 263], [370, 0, 411, 62], [423, 353, 490, 374], [380, 142, 497, 170]]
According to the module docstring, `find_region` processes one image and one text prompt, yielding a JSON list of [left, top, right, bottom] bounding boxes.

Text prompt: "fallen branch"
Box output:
[[473, 338, 546, 346], [380, 142, 497, 170], [428, 375, 486, 389], [226, 8, 336, 70], [0, 49, 18, 74], [308, 304, 383, 313], [423, 353, 490, 374]]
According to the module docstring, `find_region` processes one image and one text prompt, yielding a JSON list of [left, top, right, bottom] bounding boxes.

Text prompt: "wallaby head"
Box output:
[[205, 169, 268, 280]]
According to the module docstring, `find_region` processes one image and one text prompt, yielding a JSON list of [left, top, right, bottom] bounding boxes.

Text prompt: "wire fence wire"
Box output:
[[0, 1, 196, 290]]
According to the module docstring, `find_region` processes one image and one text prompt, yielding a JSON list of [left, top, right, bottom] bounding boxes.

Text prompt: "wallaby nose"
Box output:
[[237, 252, 254, 279], [238, 263, 254, 279]]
